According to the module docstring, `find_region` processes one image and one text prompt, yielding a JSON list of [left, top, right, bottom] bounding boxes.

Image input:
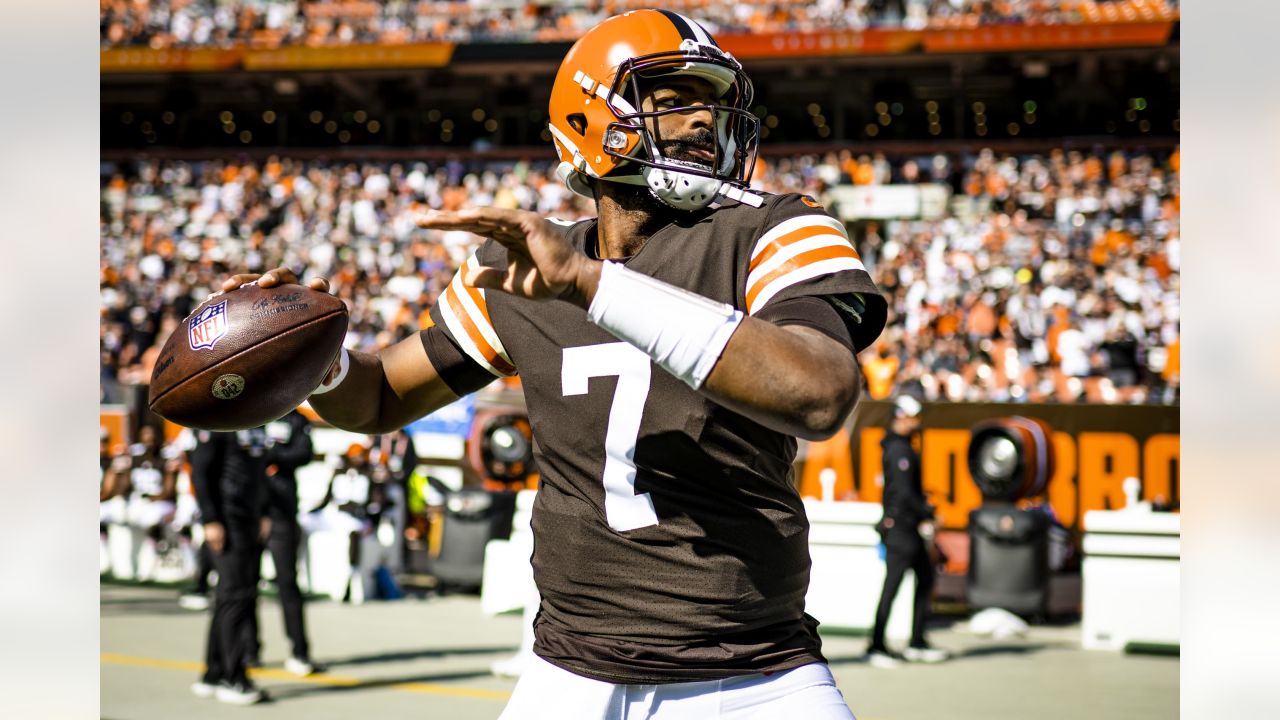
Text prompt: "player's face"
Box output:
[[640, 76, 721, 169]]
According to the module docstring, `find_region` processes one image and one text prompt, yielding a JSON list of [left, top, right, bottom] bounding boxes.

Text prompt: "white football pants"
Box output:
[[498, 656, 855, 720]]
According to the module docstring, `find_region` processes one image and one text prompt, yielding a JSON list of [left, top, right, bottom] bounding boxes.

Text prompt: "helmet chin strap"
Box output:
[[641, 157, 726, 211]]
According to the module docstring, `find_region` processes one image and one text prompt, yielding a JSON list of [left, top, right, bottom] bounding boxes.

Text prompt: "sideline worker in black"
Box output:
[[866, 395, 949, 668], [249, 409, 323, 676], [189, 427, 271, 705]]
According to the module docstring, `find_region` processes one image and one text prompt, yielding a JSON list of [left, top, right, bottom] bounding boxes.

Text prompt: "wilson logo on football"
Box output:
[[189, 300, 230, 351]]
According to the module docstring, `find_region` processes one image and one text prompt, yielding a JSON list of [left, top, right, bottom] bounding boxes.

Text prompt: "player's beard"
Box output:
[[656, 128, 718, 170]]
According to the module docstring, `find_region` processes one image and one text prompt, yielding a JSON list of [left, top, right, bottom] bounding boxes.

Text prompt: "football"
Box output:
[[148, 283, 348, 431]]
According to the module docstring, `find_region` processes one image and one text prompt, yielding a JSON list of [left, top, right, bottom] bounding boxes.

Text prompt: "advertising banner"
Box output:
[[798, 401, 1179, 530]]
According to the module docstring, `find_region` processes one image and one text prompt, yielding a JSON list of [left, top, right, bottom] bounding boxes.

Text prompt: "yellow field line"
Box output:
[[101, 653, 512, 701]]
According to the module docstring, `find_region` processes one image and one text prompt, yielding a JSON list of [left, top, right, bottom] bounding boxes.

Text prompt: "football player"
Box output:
[[220, 10, 886, 719]]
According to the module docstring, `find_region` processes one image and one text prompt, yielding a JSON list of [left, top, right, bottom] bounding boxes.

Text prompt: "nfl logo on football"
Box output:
[[189, 300, 229, 351]]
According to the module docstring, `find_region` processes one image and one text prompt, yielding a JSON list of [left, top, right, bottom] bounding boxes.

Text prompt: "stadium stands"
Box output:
[[99, 147, 1179, 406], [100, 0, 1179, 48]]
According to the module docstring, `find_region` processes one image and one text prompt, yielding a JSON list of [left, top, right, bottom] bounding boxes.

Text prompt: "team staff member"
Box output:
[[866, 395, 949, 668], [188, 427, 272, 705], [216, 11, 886, 718], [245, 409, 323, 675]]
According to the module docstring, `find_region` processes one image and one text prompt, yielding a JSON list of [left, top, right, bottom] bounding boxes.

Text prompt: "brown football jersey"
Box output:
[[428, 192, 886, 683]]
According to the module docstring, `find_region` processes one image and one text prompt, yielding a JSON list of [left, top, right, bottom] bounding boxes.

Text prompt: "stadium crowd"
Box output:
[[100, 0, 1179, 48], [100, 146, 1179, 409]]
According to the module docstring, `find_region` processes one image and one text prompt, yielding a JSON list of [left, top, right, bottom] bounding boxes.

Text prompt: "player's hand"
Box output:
[[216, 267, 330, 295], [415, 207, 601, 307], [259, 517, 273, 542], [204, 521, 226, 555]]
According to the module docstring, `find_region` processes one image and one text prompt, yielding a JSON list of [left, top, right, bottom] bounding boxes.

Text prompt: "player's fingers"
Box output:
[[306, 277, 331, 293], [219, 273, 262, 293], [257, 267, 300, 287]]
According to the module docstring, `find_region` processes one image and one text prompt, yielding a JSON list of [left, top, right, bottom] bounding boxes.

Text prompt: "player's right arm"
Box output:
[[306, 333, 460, 435], [219, 265, 505, 434]]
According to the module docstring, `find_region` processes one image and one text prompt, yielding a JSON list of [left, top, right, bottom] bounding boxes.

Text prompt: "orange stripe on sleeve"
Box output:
[[749, 224, 859, 273], [444, 283, 516, 376], [745, 244, 859, 309]]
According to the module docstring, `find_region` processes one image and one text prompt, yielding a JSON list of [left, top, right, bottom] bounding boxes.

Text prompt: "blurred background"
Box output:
[[99, 2, 1180, 718]]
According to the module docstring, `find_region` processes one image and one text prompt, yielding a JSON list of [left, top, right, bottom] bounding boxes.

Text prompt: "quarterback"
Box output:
[[223, 10, 886, 719]]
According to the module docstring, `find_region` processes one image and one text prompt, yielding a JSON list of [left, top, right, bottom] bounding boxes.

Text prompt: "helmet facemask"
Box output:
[[599, 41, 761, 211]]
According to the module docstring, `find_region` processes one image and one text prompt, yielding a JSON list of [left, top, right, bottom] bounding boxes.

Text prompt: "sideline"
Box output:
[[101, 652, 513, 701]]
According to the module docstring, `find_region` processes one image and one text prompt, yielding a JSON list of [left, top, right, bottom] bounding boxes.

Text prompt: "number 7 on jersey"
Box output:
[[561, 342, 659, 532]]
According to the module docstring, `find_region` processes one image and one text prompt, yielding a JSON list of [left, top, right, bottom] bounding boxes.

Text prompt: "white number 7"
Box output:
[[561, 342, 658, 531]]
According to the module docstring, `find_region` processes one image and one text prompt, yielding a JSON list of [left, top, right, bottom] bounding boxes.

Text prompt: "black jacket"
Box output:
[[263, 411, 314, 521], [880, 431, 933, 535], [190, 427, 270, 527]]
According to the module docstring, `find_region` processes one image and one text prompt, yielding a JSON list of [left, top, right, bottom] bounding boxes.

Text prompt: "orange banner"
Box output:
[[100, 47, 242, 73], [718, 29, 922, 59], [101, 42, 455, 74], [244, 42, 455, 71], [922, 21, 1174, 53]]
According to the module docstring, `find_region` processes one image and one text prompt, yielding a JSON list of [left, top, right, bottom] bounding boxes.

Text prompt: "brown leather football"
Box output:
[[148, 283, 348, 430]]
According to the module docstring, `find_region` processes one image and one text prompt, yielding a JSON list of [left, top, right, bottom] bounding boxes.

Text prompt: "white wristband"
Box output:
[[587, 261, 743, 389], [310, 347, 351, 396]]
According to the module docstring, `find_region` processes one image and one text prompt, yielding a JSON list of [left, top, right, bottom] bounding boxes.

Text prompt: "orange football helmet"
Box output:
[[547, 10, 762, 210]]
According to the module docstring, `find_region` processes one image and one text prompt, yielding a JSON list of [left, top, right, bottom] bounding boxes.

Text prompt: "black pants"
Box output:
[[871, 532, 935, 650], [202, 523, 261, 685], [247, 520, 310, 661], [192, 541, 215, 595]]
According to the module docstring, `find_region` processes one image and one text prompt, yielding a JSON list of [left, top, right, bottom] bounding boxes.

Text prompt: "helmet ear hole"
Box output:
[[567, 113, 588, 134]]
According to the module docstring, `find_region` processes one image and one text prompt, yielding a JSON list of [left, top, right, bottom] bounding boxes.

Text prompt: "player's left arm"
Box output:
[[705, 197, 886, 438], [700, 312, 860, 439]]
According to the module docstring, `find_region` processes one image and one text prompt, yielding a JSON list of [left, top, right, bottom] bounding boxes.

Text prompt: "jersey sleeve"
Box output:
[[743, 193, 887, 353], [427, 246, 518, 378]]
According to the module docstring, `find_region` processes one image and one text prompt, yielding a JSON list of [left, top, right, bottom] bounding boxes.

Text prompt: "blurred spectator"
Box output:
[[100, 426, 118, 573], [299, 443, 398, 601], [100, 425, 179, 579], [301, 444, 376, 537], [863, 344, 900, 401], [369, 428, 418, 566]]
